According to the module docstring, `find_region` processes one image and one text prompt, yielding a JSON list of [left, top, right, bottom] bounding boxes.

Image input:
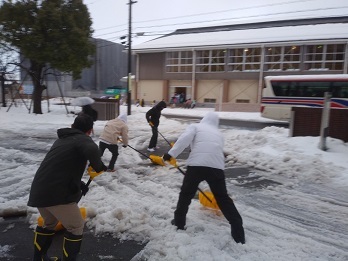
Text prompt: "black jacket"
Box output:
[[145, 101, 166, 127], [28, 128, 107, 207], [81, 105, 98, 121]]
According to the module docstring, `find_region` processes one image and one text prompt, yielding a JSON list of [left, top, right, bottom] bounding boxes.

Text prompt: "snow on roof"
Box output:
[[133, 23, 348, 52]]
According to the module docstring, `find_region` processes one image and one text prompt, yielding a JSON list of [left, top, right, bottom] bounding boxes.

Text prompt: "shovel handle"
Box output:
[[127, 144, 152, 160], [86, 178, 92, 187], [158, 130, 172, 147]]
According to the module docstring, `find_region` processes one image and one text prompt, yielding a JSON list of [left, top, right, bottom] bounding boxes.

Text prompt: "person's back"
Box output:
[[168, 112, 224, 170], [100, 115, 128, 145], [99, 114, 128, 172], [188, 114, 225, 169]]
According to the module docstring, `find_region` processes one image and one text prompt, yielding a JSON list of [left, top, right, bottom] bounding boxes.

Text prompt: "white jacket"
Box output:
[[168, 112, 225, 170]]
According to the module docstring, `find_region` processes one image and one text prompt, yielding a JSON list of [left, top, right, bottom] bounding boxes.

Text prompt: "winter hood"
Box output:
[[199, 112, 219, 127], [117, 113, 127, 123], [155, 101, 167, 110]]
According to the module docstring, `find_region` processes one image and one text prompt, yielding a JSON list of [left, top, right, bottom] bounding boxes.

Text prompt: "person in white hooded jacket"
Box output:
[[163, 112, 245, 244], [99, 114, 128, 172]]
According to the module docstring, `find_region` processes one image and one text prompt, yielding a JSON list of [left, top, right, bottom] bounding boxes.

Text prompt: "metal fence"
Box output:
[[290, 107, 348, 142]]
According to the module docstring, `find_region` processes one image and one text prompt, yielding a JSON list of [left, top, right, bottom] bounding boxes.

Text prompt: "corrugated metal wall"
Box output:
[[73, 39, 129, 91]]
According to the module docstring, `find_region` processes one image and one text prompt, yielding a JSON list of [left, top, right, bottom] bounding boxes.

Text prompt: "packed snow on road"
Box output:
[[0, 100, 347, 260]]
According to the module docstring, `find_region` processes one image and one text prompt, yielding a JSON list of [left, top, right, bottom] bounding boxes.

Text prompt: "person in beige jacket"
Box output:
[[99, 114, 128, 172]]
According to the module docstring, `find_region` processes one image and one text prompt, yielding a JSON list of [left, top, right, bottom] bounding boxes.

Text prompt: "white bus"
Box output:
[[261, 74, 348, 121]]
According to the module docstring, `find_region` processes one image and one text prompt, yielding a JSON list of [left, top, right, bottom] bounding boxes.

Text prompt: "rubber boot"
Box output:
[[33, 226, 60, 261], [62, 232, 82, 260]]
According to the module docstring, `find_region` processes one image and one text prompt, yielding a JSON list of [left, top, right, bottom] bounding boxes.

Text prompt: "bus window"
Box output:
[[272, 81, 289, 96], [332, 82, 348, 98]]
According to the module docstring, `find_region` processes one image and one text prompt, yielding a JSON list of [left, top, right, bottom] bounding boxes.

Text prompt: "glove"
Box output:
[[149, 121, 154, 127], [87, 166, 104, 179], [163, 153, 172, 161], [122, 145, 127, 148], [80, 181, 89, 196]]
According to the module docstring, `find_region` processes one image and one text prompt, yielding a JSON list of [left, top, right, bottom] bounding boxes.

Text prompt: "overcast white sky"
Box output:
[[84, 0, 348, 45]]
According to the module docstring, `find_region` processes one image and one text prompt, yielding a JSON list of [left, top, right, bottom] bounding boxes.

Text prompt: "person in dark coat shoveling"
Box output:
[[28, 114, 107, 260], [163, 112, 245, 244], [145, 100, 167, 152]]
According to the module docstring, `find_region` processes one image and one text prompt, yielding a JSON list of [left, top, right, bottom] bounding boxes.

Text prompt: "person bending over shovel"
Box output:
[[28, 114, 107, 260], [163, 112, 245, 244], [99, 113, 129, 172]]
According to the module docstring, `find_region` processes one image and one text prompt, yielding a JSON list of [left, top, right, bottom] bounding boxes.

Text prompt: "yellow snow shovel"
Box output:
[[117, 138, 165, 166], [37, 167, 104, 231], [127, 143, 165, 166]]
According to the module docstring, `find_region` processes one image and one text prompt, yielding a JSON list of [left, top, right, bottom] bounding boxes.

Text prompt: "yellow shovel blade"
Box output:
[[168, 157, 177, 167], [37, 207, 87, 231], [87, 166, 104, 179], [198, 191, 219, 210], [149, 154, 165, 166]]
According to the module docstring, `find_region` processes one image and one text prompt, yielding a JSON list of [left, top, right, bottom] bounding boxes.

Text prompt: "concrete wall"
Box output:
[[136, 80, 164, 104], [228, 80, 258, 103]]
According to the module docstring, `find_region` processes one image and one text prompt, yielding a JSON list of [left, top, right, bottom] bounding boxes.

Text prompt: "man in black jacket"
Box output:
[[145, 100, 166, 152], [28, 114, 107, 261], [145, 101, 167, 152]]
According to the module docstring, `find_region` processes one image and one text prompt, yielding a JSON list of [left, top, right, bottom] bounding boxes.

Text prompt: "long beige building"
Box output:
[[132, 16, 348, 111]]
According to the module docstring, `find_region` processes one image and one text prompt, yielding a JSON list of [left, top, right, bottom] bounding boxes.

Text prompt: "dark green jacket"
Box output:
[[28, 128, 107, 207]]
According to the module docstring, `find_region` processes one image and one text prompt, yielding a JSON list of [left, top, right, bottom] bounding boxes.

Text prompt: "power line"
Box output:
[[133, 6, 348, 29], [92, 0, 320, 32], [93, 5, 348, 40], [131, 0, 317, 24]]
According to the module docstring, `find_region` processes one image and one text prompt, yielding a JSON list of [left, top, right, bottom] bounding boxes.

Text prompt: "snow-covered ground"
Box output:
[[0, 99, 347, 260]]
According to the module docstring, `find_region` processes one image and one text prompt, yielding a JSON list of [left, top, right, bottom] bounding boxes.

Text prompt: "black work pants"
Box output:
[[148, 126, 158, 148], [99, 141, 119, 170], [174, 166, 243, 228]]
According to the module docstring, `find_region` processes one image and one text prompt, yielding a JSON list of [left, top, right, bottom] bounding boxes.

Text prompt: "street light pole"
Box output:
[[127, 0, 136, 115]]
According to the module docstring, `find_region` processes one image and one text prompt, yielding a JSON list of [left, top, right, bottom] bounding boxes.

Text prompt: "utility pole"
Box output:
[[127, 0, 137, 115]]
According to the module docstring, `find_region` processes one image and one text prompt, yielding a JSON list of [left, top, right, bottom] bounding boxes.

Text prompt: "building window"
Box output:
[[166, 51, 193, 73], [304, 44, 345, 71], [196, 50, 226, 72], [227, 48, 261, 72], [264, 46, 301, 71], [204, 98, 216, 103]]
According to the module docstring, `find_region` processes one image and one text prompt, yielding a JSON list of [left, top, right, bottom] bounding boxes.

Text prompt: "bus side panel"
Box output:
[[261, 104, 292, 121]]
